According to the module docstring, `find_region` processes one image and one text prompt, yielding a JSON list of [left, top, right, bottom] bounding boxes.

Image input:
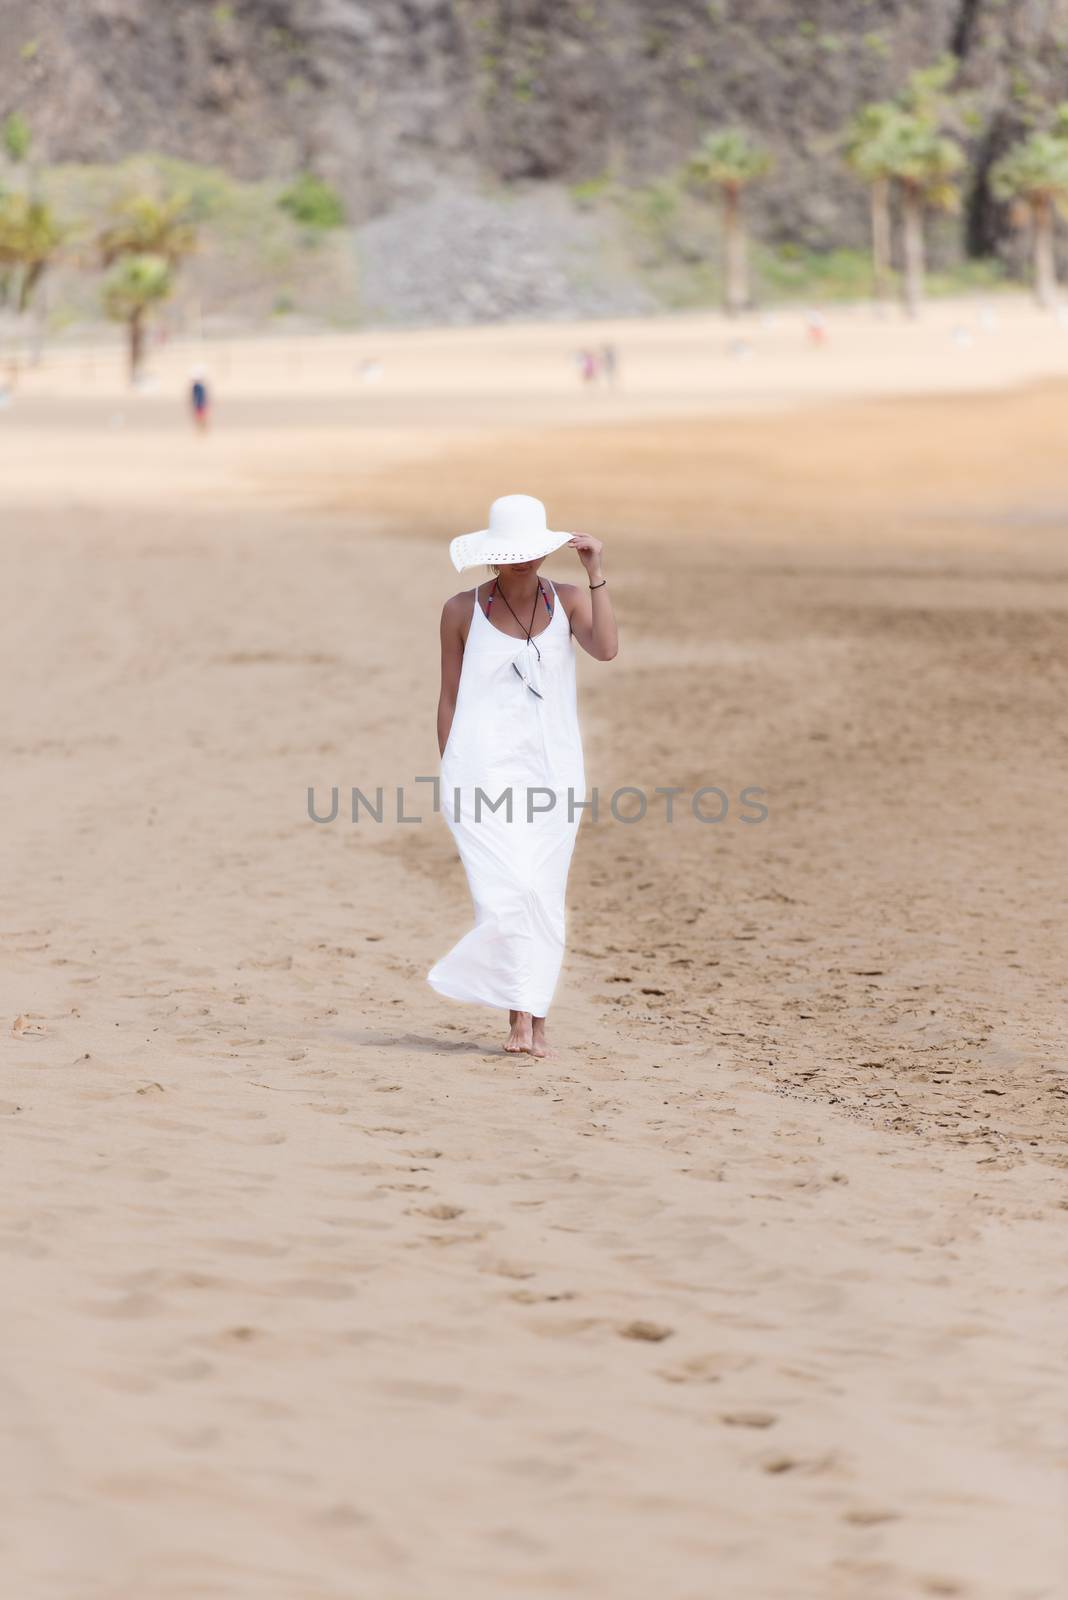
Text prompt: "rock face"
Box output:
[[4, 0, 1068, 317], [357, 180, 655, 324]]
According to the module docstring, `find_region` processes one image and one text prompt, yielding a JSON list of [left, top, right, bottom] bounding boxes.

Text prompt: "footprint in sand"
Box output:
[[529, 1316, 604, 1340], [843, 1506, 900, 1525], [760, 1451, 837, 1476], [483, 1259, 537, 1280], [314, 1503, 371, 1529], [215, 1325, 261, 1345], [657, 1351, 744, 1383], [11, 1014, 47, 1036], [510, 1288, 577, 1304], [619, 1319, 674, 1343], [720, 1409, 778, 1428]]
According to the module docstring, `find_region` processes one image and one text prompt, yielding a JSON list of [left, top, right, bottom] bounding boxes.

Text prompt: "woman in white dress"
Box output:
[[429, 495, 619, 1057]]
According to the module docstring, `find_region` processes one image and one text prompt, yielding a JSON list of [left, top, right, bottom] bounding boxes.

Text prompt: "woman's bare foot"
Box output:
[[505, 1010, 533, 1054], [530, 1016, 557, 1059]]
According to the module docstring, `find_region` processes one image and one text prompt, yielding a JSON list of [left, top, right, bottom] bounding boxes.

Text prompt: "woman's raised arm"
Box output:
[[563, 535, 618, 661]]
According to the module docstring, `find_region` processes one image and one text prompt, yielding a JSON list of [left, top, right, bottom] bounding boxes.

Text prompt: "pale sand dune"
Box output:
[[2, 307, 1066, 1598]]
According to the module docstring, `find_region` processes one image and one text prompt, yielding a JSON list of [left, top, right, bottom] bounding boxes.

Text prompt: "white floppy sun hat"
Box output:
[[449, 494, 572, 573]]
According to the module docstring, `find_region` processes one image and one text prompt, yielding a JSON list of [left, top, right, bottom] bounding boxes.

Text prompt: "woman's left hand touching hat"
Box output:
[[568, 533, 605, 580]]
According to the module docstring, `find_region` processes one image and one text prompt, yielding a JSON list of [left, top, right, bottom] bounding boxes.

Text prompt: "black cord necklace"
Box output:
[[493, 578, 544, 662]]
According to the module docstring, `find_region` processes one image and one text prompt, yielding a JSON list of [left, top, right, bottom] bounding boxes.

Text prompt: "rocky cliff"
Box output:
[[4, 1, 1068, 320]]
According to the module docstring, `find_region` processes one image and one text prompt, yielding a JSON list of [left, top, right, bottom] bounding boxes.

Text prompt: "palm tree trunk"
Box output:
[[129, 308, 145, 383], [870, 176, 891, 305], [29, 283, 46, 366], [723, 186, 748, 316], [901, 183, 925, 318], [1033, 195, 1057, 310], [17, 261, 45, 367]]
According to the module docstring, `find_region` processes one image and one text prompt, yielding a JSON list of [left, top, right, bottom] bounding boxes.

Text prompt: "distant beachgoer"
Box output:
[[805, 310, 827, 347], [190, 371, 211, 432], [579, 348, 598, 385], [600, 343, 618, 387]]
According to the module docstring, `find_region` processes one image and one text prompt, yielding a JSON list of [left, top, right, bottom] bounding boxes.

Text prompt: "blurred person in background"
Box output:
[[189, 369, 211, 433]]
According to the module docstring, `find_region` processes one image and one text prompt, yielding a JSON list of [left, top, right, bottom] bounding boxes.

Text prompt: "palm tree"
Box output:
[[98, 192, 197, 269], [843, 102, 904, 305], [101, 253, 174, 382], [898, 55, 959, 122], [96, 192, 196, 381], [0, 110, 63, 367], [883, 115, 964, 316], [2, 111, 31, 169], [990, 129, 1068, 309], [0, 192, 65, 315], [688, 127, 773, 315]]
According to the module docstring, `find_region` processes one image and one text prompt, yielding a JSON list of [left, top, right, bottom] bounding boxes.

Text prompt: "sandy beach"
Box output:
[[2, 298, 1066, 1600]]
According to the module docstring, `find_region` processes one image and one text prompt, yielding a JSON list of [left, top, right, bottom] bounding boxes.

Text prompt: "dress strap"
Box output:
[[547, 578, 572, 635]]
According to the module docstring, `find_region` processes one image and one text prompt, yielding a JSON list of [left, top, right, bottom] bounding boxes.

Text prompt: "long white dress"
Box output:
[[428, 580, 585, 1016]]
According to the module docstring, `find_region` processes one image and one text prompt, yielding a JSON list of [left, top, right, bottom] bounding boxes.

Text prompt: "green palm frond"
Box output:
[[688, 127, 774, 194], [0, 193, 66, 310], [881, 114, 964, 209], [101, 252, 174, 320], [98, 193, 197, 267], [843, 101, 907, 182], [898, 56, 958, 119], [2, 110, 31, 165], [0, 193, 64, 265], [991, 130, 1068, 212]]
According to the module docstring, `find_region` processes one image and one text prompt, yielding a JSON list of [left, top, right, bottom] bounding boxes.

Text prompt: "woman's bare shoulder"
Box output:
[[442, 588, 480, 646], [442, 587, 480, 620], [552, 581, 584, 609]]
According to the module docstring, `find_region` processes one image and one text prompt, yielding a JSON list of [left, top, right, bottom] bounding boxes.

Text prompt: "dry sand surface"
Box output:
[[2, 301, 1066, 1600]]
